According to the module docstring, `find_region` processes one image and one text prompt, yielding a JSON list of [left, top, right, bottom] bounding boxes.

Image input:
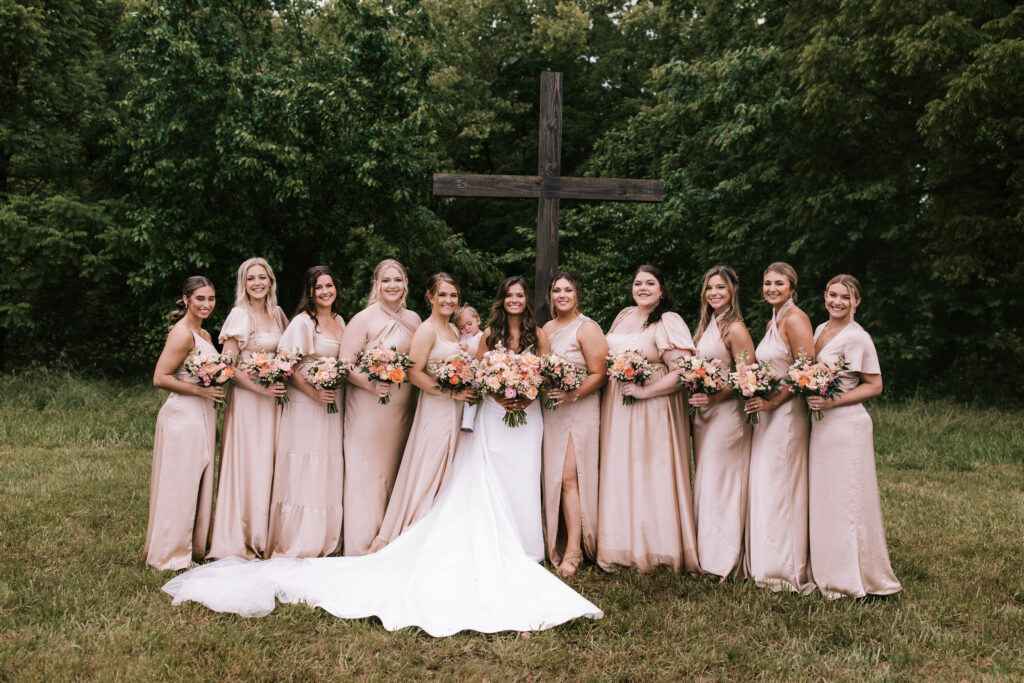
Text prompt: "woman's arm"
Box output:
[[223, 338, 285, 398], [620, 348, 693, 401], [807, 372, 882, 411], [547, 322, 608, 406], [153, 326, 223, 402]]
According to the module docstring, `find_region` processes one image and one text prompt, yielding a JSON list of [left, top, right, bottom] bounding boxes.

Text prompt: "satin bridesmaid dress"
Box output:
[[597, 309, 699, 574], [809, 322, 901, 598], [265, 312, 345, 558], [207, 305, 289, 560], [746, 299, 814, 593], [144, 330, 217, 570], [343, 303, 417, 556], [370, 323, 464, 551], [541, 314, 600, 566], [691, 315, 752, 578]]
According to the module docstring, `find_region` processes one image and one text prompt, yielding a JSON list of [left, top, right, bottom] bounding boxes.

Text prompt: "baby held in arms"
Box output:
[[455, 305, 483, 432]]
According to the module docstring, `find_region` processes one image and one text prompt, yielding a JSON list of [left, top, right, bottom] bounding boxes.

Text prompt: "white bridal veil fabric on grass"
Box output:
[[163, 404, 603, 637]]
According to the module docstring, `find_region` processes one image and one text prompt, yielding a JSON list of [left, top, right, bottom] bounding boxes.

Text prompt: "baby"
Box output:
[[454, 305, 482, 432]]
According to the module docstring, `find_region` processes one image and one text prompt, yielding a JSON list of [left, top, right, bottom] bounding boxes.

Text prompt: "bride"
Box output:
[[163, 276, 601, 637]]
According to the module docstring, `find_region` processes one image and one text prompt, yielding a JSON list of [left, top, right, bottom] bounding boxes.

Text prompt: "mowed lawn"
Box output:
[[2, 369, 1023, 680]]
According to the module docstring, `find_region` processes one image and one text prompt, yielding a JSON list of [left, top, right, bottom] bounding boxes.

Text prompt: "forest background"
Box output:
[[2, 0, 1022, 397]]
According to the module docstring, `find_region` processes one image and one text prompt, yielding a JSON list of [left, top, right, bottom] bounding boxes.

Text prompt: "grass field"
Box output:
[[2, 368, 1023, 680]]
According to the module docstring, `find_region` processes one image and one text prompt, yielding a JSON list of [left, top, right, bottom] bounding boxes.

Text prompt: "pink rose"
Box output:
[[504, 387, 517, 399]]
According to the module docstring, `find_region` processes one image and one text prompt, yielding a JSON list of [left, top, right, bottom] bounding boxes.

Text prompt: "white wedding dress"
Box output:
[[163, 398, 601, 637]]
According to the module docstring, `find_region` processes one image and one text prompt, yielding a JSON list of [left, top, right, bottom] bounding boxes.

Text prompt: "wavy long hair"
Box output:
[[486, 276, 539, 352], [548, 271, 583, 319], [233, 257, 279, 314], [169, 275, 214, 329], [366, 258, 409, 310], [694, 265, 743, 344], [294, 265, 340, 333], [634, 264, 674, 329]]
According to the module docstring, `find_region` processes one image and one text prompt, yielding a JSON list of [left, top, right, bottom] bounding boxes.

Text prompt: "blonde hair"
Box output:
[[454, 305, 480, 326], [694, 265, 743, 344], [234, 257, 279, 314], [366, 258, 409, 309], [825, 274, 862, 317], [763, 261, 799, 303]]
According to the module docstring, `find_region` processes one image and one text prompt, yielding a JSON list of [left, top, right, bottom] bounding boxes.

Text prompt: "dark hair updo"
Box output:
[[169, 275, 214, 328]]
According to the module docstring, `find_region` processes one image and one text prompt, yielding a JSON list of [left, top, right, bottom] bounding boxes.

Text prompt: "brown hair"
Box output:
[[169, 276, 214, 328], [294, 265, 340, 332], [634, 264, 674, 329], [763, 261, 799, 303], [486, 276, 539, 352], [825, 274, 862, 317], [548, 271, 583, 319], [424, 272, 460, 309], [694, 265, 743, 343]]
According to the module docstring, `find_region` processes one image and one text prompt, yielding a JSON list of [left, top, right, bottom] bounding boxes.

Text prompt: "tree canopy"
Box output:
[[1, 0, 1021, 396]]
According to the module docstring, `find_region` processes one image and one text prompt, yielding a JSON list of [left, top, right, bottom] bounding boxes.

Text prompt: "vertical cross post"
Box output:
[[535, 71, 562, 321]]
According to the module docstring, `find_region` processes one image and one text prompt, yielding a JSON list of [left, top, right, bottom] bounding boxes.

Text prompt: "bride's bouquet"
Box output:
[[239, 348, 300, 405], [303, 356, 352, 414], [357, 345, 413, 405], [726, 353, 780, 424], [783, 352, 849, 421], [539, 352, 586, 410], [473, 342, 544, 428], [673, 355, 726, 417], [606, 350, 654, 405], [427, 353, 476, 397]]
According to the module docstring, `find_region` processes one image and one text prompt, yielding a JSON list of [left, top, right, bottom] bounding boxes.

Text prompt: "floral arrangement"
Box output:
[[673, 355, 727, 417], [726, 353, 781, 424], [240, 348, 301, 406], [357, 345, 414, 405], [183, 352, 235, 388], [539, 352, 586, 410], [782, 351, 849, 421], [606, 350, 654, 405], [303, 356, 352, 414], [473, 342, 544, 427], [427, 353, 476, 397]]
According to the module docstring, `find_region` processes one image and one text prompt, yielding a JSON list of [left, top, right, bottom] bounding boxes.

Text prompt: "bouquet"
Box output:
[[606, 350, 654, 405], [240, 348, 300, 406], [727, 354, 781, 424], [183, 352, 235, 403], [427, 353, 476, 397], [303, 356, 352, 414], [357, 345, 414, 405], [782, 352, 849, 421], [539, 352, 586, 410], [473, 342, 544, 427], [674, 355, 727, 417]]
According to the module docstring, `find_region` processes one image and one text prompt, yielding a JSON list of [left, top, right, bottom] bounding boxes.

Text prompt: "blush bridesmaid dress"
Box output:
[[342, 303, 417, 556], [207, 305, 288, 560], [809, 321, 901, 598], [144, 330, 217, 570], [265, 312, 345, 558], [597, 309, 699, 574], [541, 314, 600, 566], [745, 299, 814, 593], [370, 323, 464, 551], [691, 315, 752, 578]]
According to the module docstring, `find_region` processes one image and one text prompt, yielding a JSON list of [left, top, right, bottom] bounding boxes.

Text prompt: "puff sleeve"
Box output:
[[278, 313, 316, 357], [218, 307, 253, 349], [653, 312, 696, 355], [843, 325, 881, 375]]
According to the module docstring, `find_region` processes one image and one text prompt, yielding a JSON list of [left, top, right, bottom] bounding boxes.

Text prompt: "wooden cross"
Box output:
[[433, 71, 664, 319]]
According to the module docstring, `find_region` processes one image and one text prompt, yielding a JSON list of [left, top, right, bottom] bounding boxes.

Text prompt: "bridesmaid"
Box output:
[[744, 261, 816, 593], [370, 273, 477, 551], [145, 276, 221, 570], [478, 276, 551, 561], [597, 265, 699, 574], [266, 266, 346, 558], [688, 266, 755, 579], [540, 272, 607, 577], [340, 259, 421, 556], [807, 275, 901, 598], [207, 258, 289, 560]]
